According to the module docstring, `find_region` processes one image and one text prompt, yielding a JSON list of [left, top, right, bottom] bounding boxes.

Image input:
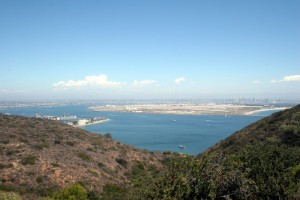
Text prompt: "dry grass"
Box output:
[[0, 114, 170, 199]]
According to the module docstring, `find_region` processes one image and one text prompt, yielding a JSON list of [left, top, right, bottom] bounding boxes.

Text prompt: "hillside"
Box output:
[[203, 104, 300, 156], [129, 105, 300, 199], [0, 114, 173, 199], [1, 105, 300, 199]]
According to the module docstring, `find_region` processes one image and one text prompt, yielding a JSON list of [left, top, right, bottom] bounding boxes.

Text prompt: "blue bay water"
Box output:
[[1, 104, 274, 155]]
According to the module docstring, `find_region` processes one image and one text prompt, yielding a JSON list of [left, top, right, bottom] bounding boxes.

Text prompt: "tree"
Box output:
[[51, 184, 88, 200]]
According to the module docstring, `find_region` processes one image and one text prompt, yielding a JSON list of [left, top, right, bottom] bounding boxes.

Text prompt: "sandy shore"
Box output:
[[244, 107, 290, 115], [89, 104, 289, 116]]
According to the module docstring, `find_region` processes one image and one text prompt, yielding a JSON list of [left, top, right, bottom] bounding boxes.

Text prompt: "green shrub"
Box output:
[[0, 191, 22, 200], [292, 163, 300, 178], [6, 150, 15, 156], [97, 162, 104, 168], [0, 163, 13, 169], [91, 139, 103, 147], [31, 143, 49, 150], [130, 161, 145, 178], [35, 187, 55, 197], [99, 184, 127, 200], [54, 139, 61, 144], [36, 176, 43, 184], [86, 147, 93, 151], [0, 140, 9, 144], [239, 143, 300, 198], [65, 141, 75, 146], [0, 184, 15, 192], [161, 156, 172, 165], [115, 157, 127, 168], [104, 133, 112, 139], [87, 169, 98, 177], [132, 142, 300, 200], [77, 152, 90, 161], [51, 163, 60, 167], [19, 138, 28, 143], [21, 155, 36, 165], [51, 184, 88, 200]]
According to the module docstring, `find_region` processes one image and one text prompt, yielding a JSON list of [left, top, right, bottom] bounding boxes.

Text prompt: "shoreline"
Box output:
[[244, 107, 290, 116], [89, 104, 289, 116]]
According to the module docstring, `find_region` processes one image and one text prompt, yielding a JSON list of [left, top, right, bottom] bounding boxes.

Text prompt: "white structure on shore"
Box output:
[[35, 113, 77, 121], [76, 119, 90, 126], [73, 117, 108, 127], [35, 114, 107, 127]]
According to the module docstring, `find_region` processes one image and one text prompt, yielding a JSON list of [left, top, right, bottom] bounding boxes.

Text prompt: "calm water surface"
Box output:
[[1, 104, 273, 155]]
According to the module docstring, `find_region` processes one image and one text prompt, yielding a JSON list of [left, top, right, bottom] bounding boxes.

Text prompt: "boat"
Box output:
[[178, 145, 185, 149]]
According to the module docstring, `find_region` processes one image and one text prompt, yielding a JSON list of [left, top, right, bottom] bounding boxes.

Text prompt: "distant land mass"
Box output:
[[90, 103, 289, 115]]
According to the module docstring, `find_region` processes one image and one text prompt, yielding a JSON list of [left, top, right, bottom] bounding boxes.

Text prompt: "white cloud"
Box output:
[[174, 77, 186, 84], [53, 74, 123, 88], [132, 80, 157, 88], [253, 80, 261, 84], [271, 74, 300, 83], [282, 75, 300, 82]]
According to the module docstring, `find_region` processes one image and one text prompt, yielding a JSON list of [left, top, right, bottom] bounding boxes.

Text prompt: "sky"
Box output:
[[0, 0, 300, 100]]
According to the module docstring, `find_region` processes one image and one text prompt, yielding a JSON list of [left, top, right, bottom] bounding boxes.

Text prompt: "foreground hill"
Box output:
[[130, 105, 300, 199], [203, 104, 300, 156], [0, 114, 172, 199]]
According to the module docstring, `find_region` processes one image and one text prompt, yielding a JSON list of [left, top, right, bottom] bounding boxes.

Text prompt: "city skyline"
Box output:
[[0, 0, 299, 100]]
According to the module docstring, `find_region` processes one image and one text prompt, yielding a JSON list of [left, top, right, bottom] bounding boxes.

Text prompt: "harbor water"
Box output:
[[1, 104, 275, 155]]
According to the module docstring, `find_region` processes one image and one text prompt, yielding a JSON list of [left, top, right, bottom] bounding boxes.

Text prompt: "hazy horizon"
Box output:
[[1, 98, 299, 105], [1, 0, 299, 101]]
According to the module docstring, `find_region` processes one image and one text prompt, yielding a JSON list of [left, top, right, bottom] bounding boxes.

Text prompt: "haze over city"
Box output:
[[0, 0, 299, 100]]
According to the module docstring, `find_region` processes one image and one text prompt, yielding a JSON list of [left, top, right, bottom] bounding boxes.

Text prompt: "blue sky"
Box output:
[[0, 0, 299, 100]]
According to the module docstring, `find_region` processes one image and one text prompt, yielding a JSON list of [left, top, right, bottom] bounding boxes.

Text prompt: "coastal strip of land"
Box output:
[[74, 119, 110, 127], [89, 104, 289, 116], [35, 115, 109, 127], [244, 107, 290, 115]]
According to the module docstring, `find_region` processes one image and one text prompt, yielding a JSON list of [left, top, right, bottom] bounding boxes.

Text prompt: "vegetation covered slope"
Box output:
[[1, 105, 300, 199], [130, 105, 300, 199], [0, 114, 172, 199], [204, 104, 300, 155]]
